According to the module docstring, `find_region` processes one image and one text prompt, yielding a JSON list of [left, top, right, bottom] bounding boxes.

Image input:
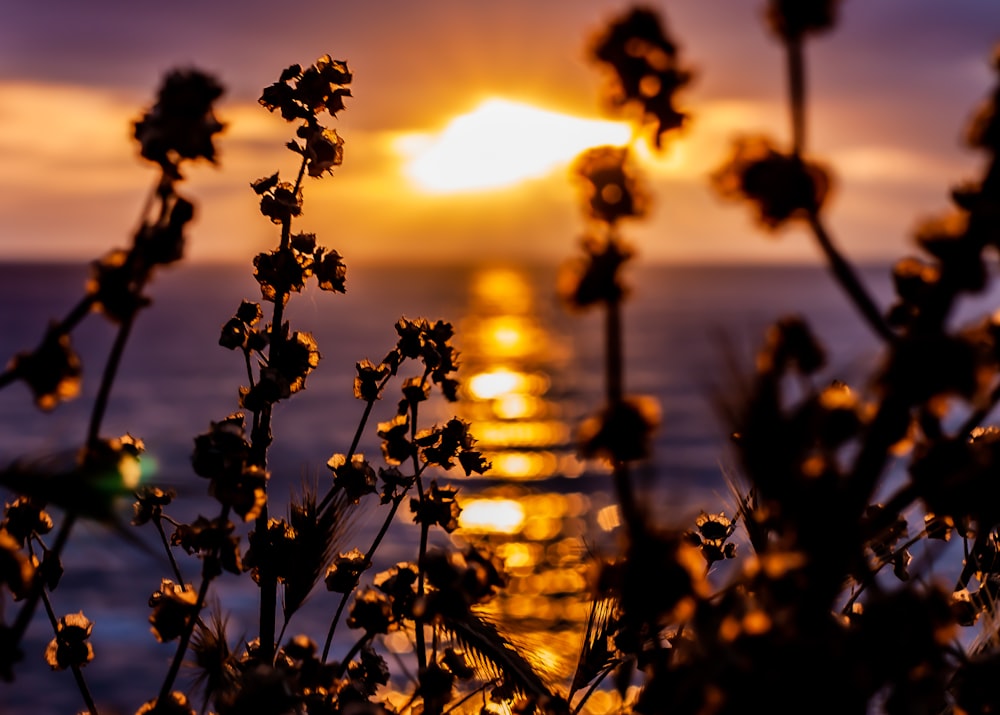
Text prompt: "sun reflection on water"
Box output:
[[457, 266, 579, 480], [435, 266, 621, 712]]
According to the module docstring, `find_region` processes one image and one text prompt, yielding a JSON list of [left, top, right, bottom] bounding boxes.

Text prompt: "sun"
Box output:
[[395, 98, 633, 193]]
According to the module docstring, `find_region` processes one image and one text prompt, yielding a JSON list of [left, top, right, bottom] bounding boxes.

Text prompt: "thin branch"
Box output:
[[154, 516, 185, 585], [87, 311, 139, 447], [31, 542, 99, 715], [322, 485, 413, 662], [786, 35, 806, 156], [154, 505, 230, 707], [808, 215, 896, 344]]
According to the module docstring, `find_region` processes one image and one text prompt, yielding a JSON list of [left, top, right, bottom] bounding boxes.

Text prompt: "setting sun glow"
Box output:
[[396, 98, 633, 193]]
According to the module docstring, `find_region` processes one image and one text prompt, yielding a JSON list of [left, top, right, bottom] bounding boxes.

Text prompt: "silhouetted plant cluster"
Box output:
[[558, 3, 1000, 715], [5, 2, 1000, 714]]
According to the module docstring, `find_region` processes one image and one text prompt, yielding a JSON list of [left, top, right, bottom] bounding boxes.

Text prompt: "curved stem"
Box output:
[[10, 511, 77, 656], [571, 664, 618, 715], [0, 293, 99, 393], [317, 371, 395, 514], [808, 215, 895, 344], [322, 591, 353, 663], [322, 486, 412, 662], [154, 504, 230, 708], [841, 529, 928, 614], [333, 632, 374, 678], [444, 680, 497, 715], [154, 516, 185, 585], [87, 312, 138, 447], [154, 568, 214, 709]]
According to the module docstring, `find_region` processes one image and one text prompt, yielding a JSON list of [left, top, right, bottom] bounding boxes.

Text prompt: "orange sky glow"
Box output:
[[1, 0, 998, 266]]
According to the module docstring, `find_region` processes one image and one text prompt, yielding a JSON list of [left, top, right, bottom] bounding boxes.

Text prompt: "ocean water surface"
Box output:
[[0, 259, 910, 712]]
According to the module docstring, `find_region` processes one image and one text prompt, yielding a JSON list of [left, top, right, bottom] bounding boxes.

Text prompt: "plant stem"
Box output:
[[87, 311, 138, 447], [20, 290, 142, 666], [333, 632, 374, 678], [154, 505, 229, 710], [32, 543, 99, 715], [571, 665, 617, 715], [317, 371, 395, 514], [322, 591, 352, 663], [154, 568, 214, 709], [253, 153, 309, 666], [808, 215, 895, 344], [842, 529, 928, 613], [154, 516, 185, 585], [322, 487, 411, 662], [782, 29, 894, 345], [605, 288, 643, 539], [786, 35, 806, 157], [410, 394, 429, 672], [10, 511, 77, 661]]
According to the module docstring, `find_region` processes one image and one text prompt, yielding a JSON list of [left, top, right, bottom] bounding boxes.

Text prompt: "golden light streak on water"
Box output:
[[458, 498, 526, 534]]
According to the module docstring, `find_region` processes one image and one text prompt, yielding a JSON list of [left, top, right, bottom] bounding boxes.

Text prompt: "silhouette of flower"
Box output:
[[301, 125, 345, 177], [416, 418, 490, 475], [349, 643, 391, 697], [758, 316, 826, 375], [255, 179, 303, 226], [377, 466, 414, 504], [375, 562, 419, 622], [440, 648, 475, 680], [347, 588, 393, 634], [171, 516, 242, 575], [192, 413, 250, 480], [44, 611, 94, 670], [325, 548, 369, 593], [590, 7, 691, 147], [86, 249, 152, 323], [327, 453, 377, 503], [3, 496, 53, 545], [314, 248, 347, 293], [712, 135, 831, 229], [578, 395, 660, 463], [260, 55, 352, 121], [573, 146, 649, 225], [132, 193, 195, 267], [418, 662, 456, 715], [421, 546, 505, 616], [354, 359, 390, 401], [244, 518, 298, 584], [411, 480, 462, 533], [148, 579, 198, 642], [131, 486, 174, 526], [271, 330, 321, 395], [220, 300, 265, 351], [557, 235, 633, 310], [378, 414, 412, 465], [0, 530, 32, 599], [134, 68, 225, 178], [8, 326, 82, 410]]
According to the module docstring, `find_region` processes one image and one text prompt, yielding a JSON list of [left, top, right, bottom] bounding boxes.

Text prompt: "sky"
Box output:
[[2, 0, 1000, 266]]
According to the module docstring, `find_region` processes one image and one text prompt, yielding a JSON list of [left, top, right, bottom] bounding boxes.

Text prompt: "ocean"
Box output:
[[0, 259, 909, 712]]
